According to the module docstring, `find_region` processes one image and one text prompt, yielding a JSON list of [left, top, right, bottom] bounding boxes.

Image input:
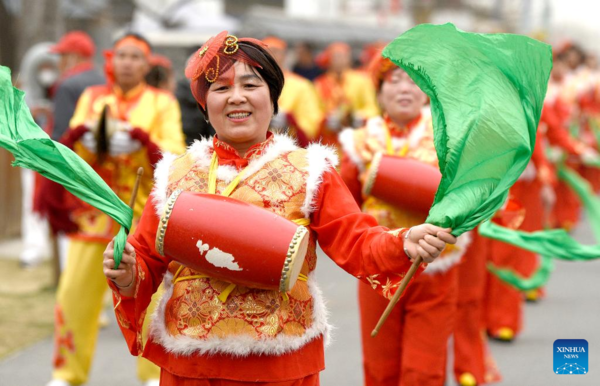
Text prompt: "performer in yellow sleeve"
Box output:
[[47, 33, 185, 386], [314, 42, 380, 147], [262, 36, 323, 146]]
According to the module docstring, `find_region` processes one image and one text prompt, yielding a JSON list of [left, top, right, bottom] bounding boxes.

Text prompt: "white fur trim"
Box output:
[[365, 116, 387, 142], [339, 128, 365, 172], [151, 134, 299, 216], [151, 152, 178, 217], [423, 231, 472, 275], [301, 143, 339, 218], [149, 272, 331, 357], [187, 134, 298, 184]]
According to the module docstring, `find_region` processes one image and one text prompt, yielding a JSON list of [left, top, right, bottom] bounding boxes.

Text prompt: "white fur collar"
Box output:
[[301, 143, 339, 218], [151, 134, 299, 217]]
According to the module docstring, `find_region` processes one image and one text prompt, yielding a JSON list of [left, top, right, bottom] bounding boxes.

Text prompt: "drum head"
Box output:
[[281, 225, 309, 292]]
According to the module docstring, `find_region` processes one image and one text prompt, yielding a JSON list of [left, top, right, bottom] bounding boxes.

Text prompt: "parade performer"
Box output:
[[101, 31, 455, 386], [37, 31, 104, 272], [484, 125, 557, 341], [47, 33, 185, 386], [263, 36, 323, 146], [339, 53, 470, 386], [314, 42, 379, 146], [50, 31, 105, 141], [545, 53, 599, 230], [339, 23, 551, 386]]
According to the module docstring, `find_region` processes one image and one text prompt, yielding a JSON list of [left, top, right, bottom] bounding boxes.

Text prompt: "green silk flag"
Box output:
[[477, 165, 600, 290], [558, 164, 600, 240], [486, 254, 555, 291], [0, 66, 132, 266], [479, 220, 600, 261], [382, 24, 553, 236]]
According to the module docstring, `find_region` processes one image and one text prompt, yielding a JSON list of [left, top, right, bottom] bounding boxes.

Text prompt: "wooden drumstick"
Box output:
[[129, 167, 144, 209], [371, 255, 423, 337]]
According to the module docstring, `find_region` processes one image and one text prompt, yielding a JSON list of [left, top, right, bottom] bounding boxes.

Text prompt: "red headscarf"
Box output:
[[367, 49, 397, 89], [103, 35, 153, 87], [185, 31, 266, 108]]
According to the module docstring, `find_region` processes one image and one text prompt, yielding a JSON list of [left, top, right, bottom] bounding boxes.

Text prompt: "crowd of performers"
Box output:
[[17, 28, 600, 386]]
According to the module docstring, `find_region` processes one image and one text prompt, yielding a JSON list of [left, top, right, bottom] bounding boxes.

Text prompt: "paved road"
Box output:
[[1, 218, 599, 386]]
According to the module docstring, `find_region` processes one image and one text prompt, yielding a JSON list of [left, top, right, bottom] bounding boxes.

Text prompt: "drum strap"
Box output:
[[207, 151, 249, 196]]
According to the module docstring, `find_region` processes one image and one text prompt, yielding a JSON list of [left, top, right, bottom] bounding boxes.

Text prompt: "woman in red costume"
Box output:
[[101, 32, 456, 386], [339, 54, 470, 386]]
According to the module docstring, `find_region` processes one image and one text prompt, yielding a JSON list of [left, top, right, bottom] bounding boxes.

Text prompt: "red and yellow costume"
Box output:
[[314, 43, 379, 146], [110, 133, 420, 385], [339, 112, 470, 386], [51, 79, 185, 385]]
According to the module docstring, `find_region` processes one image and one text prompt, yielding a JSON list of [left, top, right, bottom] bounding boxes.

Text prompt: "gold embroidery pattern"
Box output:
[[164, 264, 314, 340], [162, 149, 317, 341]]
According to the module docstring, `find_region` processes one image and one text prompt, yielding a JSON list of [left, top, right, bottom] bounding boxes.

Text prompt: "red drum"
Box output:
[[155, 190, 309, 292], [363, 153, 441, 214]]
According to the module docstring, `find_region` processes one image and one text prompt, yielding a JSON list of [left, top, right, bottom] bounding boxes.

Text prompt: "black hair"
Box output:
[[146, 65, 171, 88], [198, 40, 285, 117]]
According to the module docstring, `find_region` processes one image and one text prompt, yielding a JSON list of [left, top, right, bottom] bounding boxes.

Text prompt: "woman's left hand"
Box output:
[[403, 224, 457, 263]]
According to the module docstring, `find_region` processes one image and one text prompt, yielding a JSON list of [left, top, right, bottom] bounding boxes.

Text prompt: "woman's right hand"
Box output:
[[103, 239, 137, 295], [403, 224, 457, 263]]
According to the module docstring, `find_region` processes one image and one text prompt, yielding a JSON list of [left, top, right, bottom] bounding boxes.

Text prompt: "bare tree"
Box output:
[[17, 0, 64, 63]]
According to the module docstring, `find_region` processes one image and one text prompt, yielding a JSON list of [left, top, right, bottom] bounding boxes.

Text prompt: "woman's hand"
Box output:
[[403, 224, 457, 263], [103, 239, 137, 296]]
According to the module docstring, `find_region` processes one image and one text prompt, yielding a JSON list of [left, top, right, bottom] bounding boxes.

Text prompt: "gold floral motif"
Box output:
[[208, 318, 257, 338], [366, 274, 382, 290], [382, 276, 404, 300], [115, 310, 130, 329], [249, 162, 304, 202], [259, 314, 281, 336]]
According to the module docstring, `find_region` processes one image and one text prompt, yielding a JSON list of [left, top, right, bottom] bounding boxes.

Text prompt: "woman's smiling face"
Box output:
[[206, 61, 273, 154], [378, 68, 427, 124]]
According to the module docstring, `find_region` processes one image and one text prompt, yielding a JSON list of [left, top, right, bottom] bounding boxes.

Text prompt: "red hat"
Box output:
[[51, 31, 95, 58], [185, 31, 266, 109]]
